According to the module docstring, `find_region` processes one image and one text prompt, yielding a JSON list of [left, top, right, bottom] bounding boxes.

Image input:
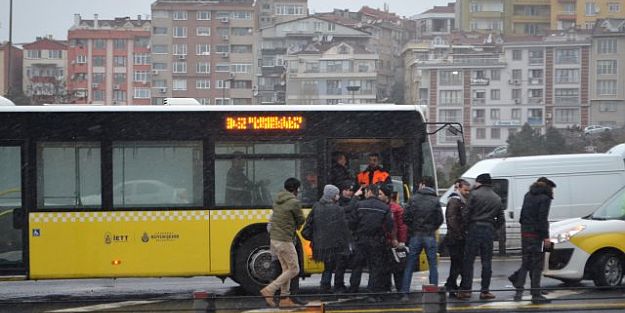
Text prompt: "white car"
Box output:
[[584, 125, 612, 135], [486, 145, 508, 158], [81, 180, 190, 206]]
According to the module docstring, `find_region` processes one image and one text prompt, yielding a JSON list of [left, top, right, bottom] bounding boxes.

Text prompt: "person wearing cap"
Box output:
[[401, 176, 443, 301], [308, 184, 351, 294], [508, 177, 556, 304], [347, 184, 393, 302], [457, 173, 504, 301]]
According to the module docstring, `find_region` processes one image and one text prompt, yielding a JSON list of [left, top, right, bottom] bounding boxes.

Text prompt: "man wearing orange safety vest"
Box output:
[[357, 153, 391, 187]]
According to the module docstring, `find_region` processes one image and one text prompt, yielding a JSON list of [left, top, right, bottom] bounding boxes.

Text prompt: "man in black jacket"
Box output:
[[508, 177, 556, 304], [457, 173, 504, 300], [400, 176, 443, 300], [348, 184, 393, 302]]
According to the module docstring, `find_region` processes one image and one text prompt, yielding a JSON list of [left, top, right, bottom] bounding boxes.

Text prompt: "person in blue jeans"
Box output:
[[400, 176, 443, 301]]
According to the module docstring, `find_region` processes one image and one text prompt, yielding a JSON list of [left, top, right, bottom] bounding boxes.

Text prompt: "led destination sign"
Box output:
[[226, 116, 304, 130]]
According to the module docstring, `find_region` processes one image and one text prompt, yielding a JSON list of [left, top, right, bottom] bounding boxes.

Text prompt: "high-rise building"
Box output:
[[0, 43, 23, 97], [67, 14, 151, 105], [551, 0, 625, 30], [22, 37, 68, 104], [256, 0, 308, 28], [151, 0, 257, 105], [456, 0, 551, 35]]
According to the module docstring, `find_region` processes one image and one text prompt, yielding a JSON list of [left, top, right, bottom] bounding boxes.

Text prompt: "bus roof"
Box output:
[[0, 104, 425, 113], [463, 153, 625, 178]]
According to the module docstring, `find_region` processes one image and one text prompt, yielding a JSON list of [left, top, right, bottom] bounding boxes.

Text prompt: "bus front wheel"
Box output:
[[234, 233, 274, 294]]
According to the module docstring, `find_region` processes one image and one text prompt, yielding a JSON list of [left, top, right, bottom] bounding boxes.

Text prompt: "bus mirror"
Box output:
[[12, 208, 24, 229], [457, 140, 467, 166]]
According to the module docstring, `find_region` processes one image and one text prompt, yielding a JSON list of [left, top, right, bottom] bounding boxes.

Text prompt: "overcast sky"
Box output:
[[0, 0, 450, 44]]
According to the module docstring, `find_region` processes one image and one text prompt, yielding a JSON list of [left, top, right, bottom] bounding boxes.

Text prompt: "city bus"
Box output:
[[0, 103, 436, 293]]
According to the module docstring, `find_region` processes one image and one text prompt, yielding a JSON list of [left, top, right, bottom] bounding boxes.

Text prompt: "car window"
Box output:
[[591, 187, 625, 220]]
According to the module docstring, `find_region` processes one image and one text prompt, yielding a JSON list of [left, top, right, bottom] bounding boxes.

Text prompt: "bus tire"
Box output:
[[591, 252, 624, 287], [234, 233, 273, 294]]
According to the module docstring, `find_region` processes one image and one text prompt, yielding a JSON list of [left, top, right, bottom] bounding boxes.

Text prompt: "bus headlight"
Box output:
[[551, 225, 586, 243]]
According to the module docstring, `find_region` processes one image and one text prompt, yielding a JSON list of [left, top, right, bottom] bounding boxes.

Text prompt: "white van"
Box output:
[[439, 153, 625, 252]]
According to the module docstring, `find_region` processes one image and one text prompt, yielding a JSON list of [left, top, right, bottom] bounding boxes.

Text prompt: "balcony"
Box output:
[[472, 98, 486, 105], [528, 78, 544, 85], [528, 97, 544, 104], [472, 117, 485, 125], [555, 96, 579, 106], [527, 117, 543, 125], [556, 56, 579, 64], [529, 57, 544, 65], [327, 88, 342, 96], [471, 78, 490, 86]]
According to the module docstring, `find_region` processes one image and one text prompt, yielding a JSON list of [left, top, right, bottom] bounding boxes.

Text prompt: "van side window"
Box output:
[[491, 179, 509, 209]]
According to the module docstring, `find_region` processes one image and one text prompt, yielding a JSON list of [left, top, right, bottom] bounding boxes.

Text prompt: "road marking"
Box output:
[[47, 300, 162, 312]]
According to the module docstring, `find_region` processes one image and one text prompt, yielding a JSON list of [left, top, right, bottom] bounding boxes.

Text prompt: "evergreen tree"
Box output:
[[507, 123, 545, 156], [544, 127, 567, 154]]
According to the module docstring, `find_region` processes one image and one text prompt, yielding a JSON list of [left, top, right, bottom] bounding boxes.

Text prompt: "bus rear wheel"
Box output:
[[234, 233, 274, 294]]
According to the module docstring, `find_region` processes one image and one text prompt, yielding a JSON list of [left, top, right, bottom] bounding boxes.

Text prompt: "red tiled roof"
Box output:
[[358, 6, 400, 22], [421, 3, 455, 14], [23, 38, 68, 50]]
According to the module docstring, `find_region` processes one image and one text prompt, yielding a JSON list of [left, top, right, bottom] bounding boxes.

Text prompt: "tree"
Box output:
[[507, 123, 545, 156], [544, 127, 567, 154], [4, 90, 31, 105]]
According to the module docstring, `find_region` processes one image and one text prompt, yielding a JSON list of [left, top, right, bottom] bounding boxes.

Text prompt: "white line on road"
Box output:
[[47, 300, 162, 312]]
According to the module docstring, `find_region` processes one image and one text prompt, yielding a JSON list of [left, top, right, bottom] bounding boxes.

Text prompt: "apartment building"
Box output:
[[404, 31, 591, 159], [256, 0, 308, 28], [589, 19, 625, 127], [22, 37, 68, 104], [67, 14, 151, 105], [456, 0, 551, 35], [151, 0, 256, 105], [551, 0, 625, 30], [411, 3, 456, 38], [0, 43, 23, 96]]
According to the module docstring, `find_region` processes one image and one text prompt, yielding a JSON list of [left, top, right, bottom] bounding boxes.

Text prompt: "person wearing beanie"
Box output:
[[305, 184, 350, 293], [457, 173, 504, 301], [508, 177, 556, 304]]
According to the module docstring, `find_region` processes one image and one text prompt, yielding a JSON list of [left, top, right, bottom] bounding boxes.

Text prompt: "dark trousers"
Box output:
[[510, 236, 544, 296], [320, 254, 348, 290], [391, 265, 405, 292], [349, 239, 389, 293], [460, 224, 494, 292], [445, 240, 465, 291]]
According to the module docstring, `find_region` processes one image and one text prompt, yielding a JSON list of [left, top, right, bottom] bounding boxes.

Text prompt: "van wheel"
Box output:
[[234, 233, 274, 294], [591, 252, 624, 287]]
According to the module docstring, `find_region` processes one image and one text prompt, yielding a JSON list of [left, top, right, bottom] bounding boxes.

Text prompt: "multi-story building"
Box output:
[[551, 0, 625, 30], [589, 19, 625, 127], [404, 31, 591, 159], [256, 0, 308, 28], [258, 15, 373, 104], [0, 43, 23, 96], [456, 0, 551, 35], [67, 14, 151, 105], [151, 0, 256, 105], [22, 37, 68, 104], [411, 3, 456, 38]]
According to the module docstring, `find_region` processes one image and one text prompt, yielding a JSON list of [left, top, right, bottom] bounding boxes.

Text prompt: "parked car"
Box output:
[[545, 185, 625, 287], [584, 125, 612, 135], [81, 180, 190, 206], [486, 145, 508, 158]]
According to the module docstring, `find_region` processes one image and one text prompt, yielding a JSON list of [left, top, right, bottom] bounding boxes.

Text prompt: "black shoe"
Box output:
[[531, 295, 551, 304], [513, 291, 523, 301], [290, 296, 309, 306], [508, 274, 520, 289], [334, 286, 347, 294], [366, 296, 381, 303], [400, 295, 410, 302], [448, 291, 457, 298]]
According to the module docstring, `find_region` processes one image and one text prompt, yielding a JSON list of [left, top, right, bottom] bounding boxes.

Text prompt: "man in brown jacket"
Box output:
[[261, 178, 305, 307], [444, 179, 471, 297]]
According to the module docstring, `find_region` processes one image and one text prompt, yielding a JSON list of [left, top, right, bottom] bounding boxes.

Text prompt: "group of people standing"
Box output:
[[259, 151, 556, 308]]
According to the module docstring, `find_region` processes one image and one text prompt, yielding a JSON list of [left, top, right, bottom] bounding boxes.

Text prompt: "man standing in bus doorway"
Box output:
[[348, 184, 394, 302], [508, 177, 556, 304], [444, 179, 471, 298], [260, 178, 305, 308], [357, 153, 391, 187], [457, 173, 504, 301], [400, 176, 443, 301], [225, 151, 252, 205], [330, 152, 354, 187]]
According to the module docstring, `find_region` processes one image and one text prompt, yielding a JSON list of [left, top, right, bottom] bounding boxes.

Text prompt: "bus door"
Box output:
[[0, 144, 26, 275]]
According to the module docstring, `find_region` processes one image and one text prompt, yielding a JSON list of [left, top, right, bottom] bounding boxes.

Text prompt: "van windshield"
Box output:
[[590, 187, 625, 220]]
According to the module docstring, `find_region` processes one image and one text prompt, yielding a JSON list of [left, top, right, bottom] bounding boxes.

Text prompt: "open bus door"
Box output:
[[0, 144, 26, 276]]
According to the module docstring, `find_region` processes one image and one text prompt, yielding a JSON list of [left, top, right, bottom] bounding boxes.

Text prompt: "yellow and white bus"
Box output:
[[0, 104, 437, 293]]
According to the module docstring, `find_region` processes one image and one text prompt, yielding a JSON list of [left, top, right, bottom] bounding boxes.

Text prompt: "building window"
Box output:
[[196, 44, 210, 55], [92, 56, 105, 67], [173, 79, 187, 91], [512, 88, 522, 100], [152, 45, 168, 54], [472, 109, 485, 124], [597, 39, 617, 54], [76, 55, 87, 64], [112, 90, 127, 102], [196, 63, 210, 74], [491, 89, 501, 100], [215, 63, 230, 72], [197, 11, 211, 20], [555, 69, 580, 83], [93, 90, 105, 101], [555, 108, 579, 123], [585, 2, 597, 15], [512, 108, 521, 120], [173, 27, 188, 38], [47, 50, 62, 59], [555, 88, 580, 105], [327, 23, 336, 32], [476, 128, 486, 139], [113, 39, 126, 50], [133, 88, 150, 99], [512, 49, 522, 60], [231, 45, 252, 54], [231, 27, 252, 36], [231, 63, 251, 73], [92, 73, 104, 83], [153, 63, 167, 70], [275, 4, 306, 15], [216, 45, 230, 53], [556, 48, 579, 64], [216, 80, 230, 89], [231, 11, 252, 20], [597, 80, 617, 95], [439, 70, 462, 85], [232, 80, 252, 89], [133, 53, 150, 65], [134, 71, 149, 82], [512, 69, 522, 80], [113, 56, 126, 67], [196, 79, 210, 89], [470, 2, 482, 12], [94, 39, 106, 49], [490, 109, 501, 120], [153, 79, 167, 88], [173, 44, 188, 55], [597, 60, 617, 75], [609, 3, 621, 12], [598, 101, 619, 112], [112, 73, 125, 84], [491, 69, 501, 81], [153, 27, 168, 35], [439, 90, 462, 105], [173, 62, 187, 73], [491, 128, 501, 139], [198, 98, 210, 105], [197, 27, 211, 36], [172, 10, 188, 20]]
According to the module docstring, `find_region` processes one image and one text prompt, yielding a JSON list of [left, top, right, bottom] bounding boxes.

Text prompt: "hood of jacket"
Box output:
[[275, 190, 296, 205], [418, 186, 437, 197], [530, 182, 553, 199]]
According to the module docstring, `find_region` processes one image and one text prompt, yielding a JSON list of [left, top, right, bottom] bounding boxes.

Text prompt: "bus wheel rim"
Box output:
[[247, 246, 273, 285]]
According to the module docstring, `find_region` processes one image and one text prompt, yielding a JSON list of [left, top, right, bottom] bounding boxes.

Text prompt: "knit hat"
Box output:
[[322, 184, 340, 201], [476, 173, 492, 185], [338, 180, 355, 191], [537, 177, 556, 188]]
